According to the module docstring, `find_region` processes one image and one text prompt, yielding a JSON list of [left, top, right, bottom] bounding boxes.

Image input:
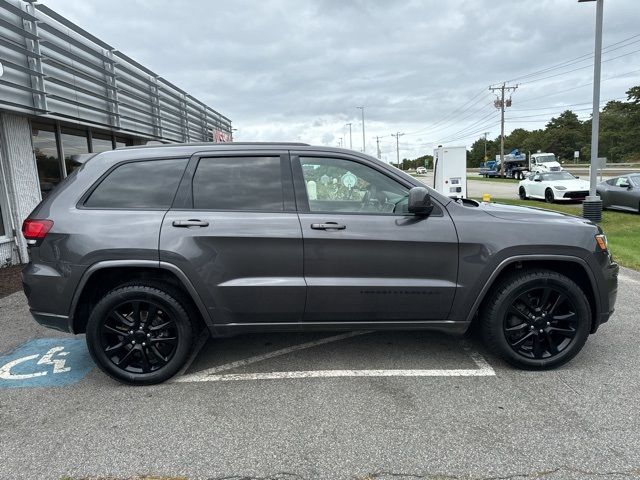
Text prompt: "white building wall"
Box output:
[[0, 112, 41, 264]]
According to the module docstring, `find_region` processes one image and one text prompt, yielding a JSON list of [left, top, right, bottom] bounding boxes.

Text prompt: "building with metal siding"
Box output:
[[0, 0, 232, 266]]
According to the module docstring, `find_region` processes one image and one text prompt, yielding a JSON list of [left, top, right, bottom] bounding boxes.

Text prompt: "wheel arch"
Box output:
[[70, 260, 212, 334], [468, 255, 600, 334]]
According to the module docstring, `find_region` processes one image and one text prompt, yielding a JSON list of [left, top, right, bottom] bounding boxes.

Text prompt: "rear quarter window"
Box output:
[[84, 158, 188, 209]]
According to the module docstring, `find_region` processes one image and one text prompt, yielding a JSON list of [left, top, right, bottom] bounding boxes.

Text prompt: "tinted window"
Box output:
[[85, 159, 188, 209], [193, 157, 283, 211], [299, 157, 408, 214]]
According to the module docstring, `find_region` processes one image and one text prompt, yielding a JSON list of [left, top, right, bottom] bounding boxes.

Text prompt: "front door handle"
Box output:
[[311, 222, 346, 230], [172, 219, 209, 228]]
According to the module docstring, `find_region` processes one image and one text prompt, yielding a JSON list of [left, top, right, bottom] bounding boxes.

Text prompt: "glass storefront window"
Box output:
[[61, 127, 89, 175], [115, 137, 133, 149], [91, 133, 114, 153], [0, 203, 6, 237], [31, 123, 61, 197]]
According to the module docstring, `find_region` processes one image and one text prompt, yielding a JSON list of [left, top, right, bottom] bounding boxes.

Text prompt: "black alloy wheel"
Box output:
[[100, 300, 178, 374], [481, 269, 590, 369], [503, 286, 577, 360], [86, 284, 194, 385]]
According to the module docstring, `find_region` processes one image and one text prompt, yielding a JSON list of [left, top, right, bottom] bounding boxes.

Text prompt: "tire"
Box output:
[[545, 188, 555, 203], [86, 283, 195, 385], [480, 269, 591, 370], [519, 186, 528, 200]]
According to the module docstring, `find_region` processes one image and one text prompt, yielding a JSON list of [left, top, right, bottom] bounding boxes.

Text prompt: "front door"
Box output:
[[292, 154, 458, 323], [160, 152, 305, 325]]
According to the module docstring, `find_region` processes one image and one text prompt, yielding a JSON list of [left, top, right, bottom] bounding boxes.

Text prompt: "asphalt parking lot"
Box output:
[[1, 268, 640, 480]]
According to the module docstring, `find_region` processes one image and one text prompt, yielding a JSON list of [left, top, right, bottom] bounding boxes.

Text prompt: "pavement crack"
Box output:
[[353, 466, 640, 480]]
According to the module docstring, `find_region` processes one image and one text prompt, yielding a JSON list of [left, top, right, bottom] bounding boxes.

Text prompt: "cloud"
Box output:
[[42, 0, 640, 160]]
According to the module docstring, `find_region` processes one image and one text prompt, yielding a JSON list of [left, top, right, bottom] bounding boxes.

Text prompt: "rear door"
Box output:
[[292, 152, 458, 323], [160, 151, 305, 325]]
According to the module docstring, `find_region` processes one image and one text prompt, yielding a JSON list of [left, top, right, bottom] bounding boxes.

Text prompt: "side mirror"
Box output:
[[408, 187, 434, 216], [534, 178, 542, 182], [620, 182, 631, 188]]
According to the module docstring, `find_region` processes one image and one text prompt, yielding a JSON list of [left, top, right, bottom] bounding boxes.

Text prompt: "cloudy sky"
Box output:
[[43, 0, 640, 162]]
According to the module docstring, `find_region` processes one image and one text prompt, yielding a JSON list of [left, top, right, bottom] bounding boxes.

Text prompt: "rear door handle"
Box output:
[[172, 219, 209, 228], [311, 222, 346, 230]]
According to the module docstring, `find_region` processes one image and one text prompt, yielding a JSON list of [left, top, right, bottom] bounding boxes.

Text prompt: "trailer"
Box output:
[[481, 150, 529, 179]]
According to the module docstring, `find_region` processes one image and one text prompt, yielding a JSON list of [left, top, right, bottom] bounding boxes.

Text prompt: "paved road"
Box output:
[[1, 268, 639, 479]]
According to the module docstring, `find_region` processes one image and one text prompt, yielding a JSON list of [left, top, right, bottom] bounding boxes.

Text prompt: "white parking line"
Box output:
[[175, 331, 495, 383]]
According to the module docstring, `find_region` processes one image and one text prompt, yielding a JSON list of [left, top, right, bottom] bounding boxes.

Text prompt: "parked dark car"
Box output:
[[22, 143, 619, 384], [597, 174, 640, 213]]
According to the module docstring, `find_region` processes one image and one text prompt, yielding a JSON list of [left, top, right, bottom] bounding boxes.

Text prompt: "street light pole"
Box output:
[[356, 106, 365, 153], [345, 123, 353, 149], [580, 0, 604, 222]]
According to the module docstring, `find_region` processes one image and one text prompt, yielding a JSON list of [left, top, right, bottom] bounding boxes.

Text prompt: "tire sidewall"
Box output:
[[545, 188, 554, 203], [86, 286, 193, 385], [489, 275, 591, 369], [519, 187, 527, 200]]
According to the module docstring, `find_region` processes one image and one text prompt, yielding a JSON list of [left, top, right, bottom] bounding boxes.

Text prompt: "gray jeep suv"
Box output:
[[22, 143, 619, 384]]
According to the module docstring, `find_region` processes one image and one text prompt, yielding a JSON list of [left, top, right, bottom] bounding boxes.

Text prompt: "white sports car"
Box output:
[[518, 171, 590, 203]]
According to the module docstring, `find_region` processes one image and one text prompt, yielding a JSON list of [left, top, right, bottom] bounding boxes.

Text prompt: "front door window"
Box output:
[[298, 157, 409, 214]]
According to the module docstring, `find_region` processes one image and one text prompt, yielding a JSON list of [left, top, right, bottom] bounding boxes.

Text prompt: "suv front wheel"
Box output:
[[86, 283, 194, 385], [481, 269, 591, 369]]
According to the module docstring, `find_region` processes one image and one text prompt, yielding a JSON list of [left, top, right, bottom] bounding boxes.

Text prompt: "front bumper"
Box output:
[[595, 259, 619, 330]]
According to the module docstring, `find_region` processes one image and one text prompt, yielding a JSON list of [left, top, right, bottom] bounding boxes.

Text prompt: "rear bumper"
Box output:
[[29, 310, 74, 333]]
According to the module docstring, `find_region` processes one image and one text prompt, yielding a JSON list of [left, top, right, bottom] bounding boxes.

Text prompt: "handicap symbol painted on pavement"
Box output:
[[0, 338, 94, 388]]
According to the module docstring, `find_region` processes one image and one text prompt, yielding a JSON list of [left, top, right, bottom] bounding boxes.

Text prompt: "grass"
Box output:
[[487, 197, 640, 270]]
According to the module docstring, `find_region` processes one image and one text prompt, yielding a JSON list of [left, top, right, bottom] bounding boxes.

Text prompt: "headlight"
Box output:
[[553, 185, 567, 190]]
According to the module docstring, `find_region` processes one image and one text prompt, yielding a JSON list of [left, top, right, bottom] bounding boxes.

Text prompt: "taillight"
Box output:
[[22, 219, 53, 245]]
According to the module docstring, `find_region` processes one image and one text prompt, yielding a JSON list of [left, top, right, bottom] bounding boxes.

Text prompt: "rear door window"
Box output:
[[192, 156, 284, 211], [84, 158, 188, 209]]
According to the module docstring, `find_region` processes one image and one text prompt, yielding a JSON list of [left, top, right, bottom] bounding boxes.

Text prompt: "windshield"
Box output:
[[543, 172, 575, 181], [535, 154, 557, 163], [630, 175, 640, 187]]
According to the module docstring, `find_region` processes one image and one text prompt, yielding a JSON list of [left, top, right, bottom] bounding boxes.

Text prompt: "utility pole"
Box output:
[[345, 123, 353, 149], [579, 0, 604, 222], [392, 132, 404, 169], [489, 83, 518, 177], [356, 106, 366, 152], [374, 136, 382, 160], [483, 131, 490, 161]]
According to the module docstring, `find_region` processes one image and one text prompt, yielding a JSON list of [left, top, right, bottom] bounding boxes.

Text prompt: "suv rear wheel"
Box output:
[[86, 283, 194, 385], [481, 269, 591, 369]]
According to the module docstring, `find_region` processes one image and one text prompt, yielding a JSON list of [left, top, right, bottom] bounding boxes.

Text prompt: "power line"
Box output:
[[403, 88, 490, 137], [518, 48, 640, 86], [504, 33, 640, 83], [515, 68, 640, 105]]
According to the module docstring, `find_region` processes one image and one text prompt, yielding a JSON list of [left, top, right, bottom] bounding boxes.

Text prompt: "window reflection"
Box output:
[[31, 123, 61, 197], [115, 137, 133, 149], [0, 203, 5, 237], [91, 133, 113, 153], [61, 127, 89, 175]]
